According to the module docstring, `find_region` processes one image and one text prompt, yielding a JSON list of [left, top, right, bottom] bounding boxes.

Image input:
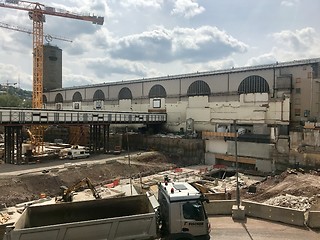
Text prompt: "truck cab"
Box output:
[[158, 181, 210, 240]]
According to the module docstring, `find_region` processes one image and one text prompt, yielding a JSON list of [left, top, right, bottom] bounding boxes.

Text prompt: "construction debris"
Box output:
[[0, 212, 10, 224], [263, 194, 317, 211]]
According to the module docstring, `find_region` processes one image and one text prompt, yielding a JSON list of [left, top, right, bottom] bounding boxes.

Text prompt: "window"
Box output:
[[119, 87, 133, 100], [149, 84, 167, 98], [72, 91, 82, 102], [74, 102, 80, 109], [187, 80, 211, 96], [308, 72, 312, 79], [295, 88, 301, 94], [295, 109, 301, 117], [296, 78, 301, 83], [54, 93, 63, 103], [238, 75, 269, 94], [182, 201, 205, 221], [93, 89, 105, 101], [95, 100, 102, 109], [295, 98, 301, 105], [153, 99, 161, 108]]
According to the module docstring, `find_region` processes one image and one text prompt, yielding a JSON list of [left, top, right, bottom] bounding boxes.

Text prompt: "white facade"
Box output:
[[43, 58, 320, 172]]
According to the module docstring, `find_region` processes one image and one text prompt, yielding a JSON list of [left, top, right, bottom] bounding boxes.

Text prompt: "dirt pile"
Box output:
[[244, 170, 320, 210], [0, 152, 175, 207]]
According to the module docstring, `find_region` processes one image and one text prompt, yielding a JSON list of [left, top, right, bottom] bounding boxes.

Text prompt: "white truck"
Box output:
[[3, 181, 210, 240], [66, 148, 90, 160]]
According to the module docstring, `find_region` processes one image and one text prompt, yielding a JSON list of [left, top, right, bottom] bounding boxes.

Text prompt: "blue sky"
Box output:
[[0, 0, 319, 90]]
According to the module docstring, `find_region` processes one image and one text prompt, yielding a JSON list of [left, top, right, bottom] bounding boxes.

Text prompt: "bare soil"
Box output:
[[1, 151, 320, 211], [0, 152, 176, 207], [243, 170, 320, 210]]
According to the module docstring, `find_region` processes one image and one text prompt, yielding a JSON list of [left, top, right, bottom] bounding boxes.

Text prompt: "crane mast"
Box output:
[[31, 5, 44, 108]]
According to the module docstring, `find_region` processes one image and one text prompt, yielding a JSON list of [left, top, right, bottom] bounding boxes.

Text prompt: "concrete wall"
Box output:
[[242, 200, 305, 227], [227, 142, 274, 159], [204, 152, 216, 165], [256, 159, 273, 172], [205, 140, 228, 155], [204, 200, 236, 215], [141, 136, 205, 166], [307, 211, 320, 228], [205, 200, 320, 228]]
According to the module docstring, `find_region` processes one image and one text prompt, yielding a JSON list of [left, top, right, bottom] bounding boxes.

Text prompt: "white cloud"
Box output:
[[272, 27, 319, 52], [246, 54, 278, 66], [108, 25, 248, 63], [63, 74, 97, 88], [245, 27, 320, 65], [120, 0, 163, 9], [281, 0, 300, 7], [86, 57, 154, 78], [184, 58, 236, 73], [0, 63, 32, 90], [171, 0, 205, 18]]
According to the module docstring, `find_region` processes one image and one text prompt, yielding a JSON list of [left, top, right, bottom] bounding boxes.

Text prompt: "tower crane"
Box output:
[[0, 21, 73, 43], [0, 0, 103, 108], [0, 0, 104, 154]]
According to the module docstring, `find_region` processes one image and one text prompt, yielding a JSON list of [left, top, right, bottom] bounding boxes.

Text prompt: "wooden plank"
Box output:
[[215, 153, 256, 165]]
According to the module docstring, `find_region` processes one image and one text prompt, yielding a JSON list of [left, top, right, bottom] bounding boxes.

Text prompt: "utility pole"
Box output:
[[126, 126, 133, 195], [234, 120, 240, 207], [232, 119, 246, 220]]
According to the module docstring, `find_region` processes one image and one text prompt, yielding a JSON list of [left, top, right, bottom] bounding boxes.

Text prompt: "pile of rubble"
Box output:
[[209, 173, 261, 193], [263, 194, 318, 211]]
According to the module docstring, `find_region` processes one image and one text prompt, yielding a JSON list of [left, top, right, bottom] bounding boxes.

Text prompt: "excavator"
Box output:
[[56, 177, 101, 202]]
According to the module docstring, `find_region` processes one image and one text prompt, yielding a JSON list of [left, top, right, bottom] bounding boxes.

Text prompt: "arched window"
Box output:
[[238, 75, 270, 94], [93, 89, 105, 101], [118, 87, 132, 100], [43, 95, 47, 104], [55, 93, 63, 103], [187, 80, 211, 96], [149, 84, 167, 98], [72, 91, 82, 102]]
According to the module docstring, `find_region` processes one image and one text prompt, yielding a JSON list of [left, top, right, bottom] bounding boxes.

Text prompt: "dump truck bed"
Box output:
[[5, 194, 157, 240]]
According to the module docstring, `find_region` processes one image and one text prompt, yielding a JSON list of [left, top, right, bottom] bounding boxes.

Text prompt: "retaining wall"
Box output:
[[307, 211, 320, 228], [205, 200, 312, 228], [204, 200, 236, 215], [242, 200, 305, 226]]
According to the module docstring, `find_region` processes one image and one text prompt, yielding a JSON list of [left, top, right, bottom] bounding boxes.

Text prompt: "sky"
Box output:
[[0, 0, 320, 90]]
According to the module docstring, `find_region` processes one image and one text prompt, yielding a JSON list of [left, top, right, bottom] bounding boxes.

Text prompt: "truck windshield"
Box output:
[[182, 201, 205, 221]]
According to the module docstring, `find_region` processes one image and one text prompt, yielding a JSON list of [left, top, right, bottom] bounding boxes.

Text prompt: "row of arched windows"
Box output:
[[50, 75, 270, 103]]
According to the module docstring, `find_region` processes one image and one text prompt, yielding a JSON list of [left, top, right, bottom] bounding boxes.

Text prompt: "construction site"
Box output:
[[0, 1, 320, 239]]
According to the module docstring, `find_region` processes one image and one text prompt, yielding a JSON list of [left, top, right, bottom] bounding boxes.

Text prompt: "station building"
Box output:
[[43, 58, 320, 172]]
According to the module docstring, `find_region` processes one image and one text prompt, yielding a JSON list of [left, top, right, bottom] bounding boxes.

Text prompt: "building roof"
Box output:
[[47, 57, 320, 93]]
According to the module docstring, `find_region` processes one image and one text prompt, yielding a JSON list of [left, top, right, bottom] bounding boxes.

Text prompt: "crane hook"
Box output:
[[45, 34, 53, 43]]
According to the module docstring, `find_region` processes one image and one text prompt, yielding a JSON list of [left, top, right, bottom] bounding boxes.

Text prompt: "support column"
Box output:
[[106, 124, 110, 153], [89, 124, 106, 154], [4, 126, 23, 164]]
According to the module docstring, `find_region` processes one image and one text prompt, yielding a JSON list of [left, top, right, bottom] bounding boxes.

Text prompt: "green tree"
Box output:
[[0, 86, 32, 108]]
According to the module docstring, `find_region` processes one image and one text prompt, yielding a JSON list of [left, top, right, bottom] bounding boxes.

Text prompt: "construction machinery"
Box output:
[[0, 0, 104, 154], [57, 177, 101, 202]]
